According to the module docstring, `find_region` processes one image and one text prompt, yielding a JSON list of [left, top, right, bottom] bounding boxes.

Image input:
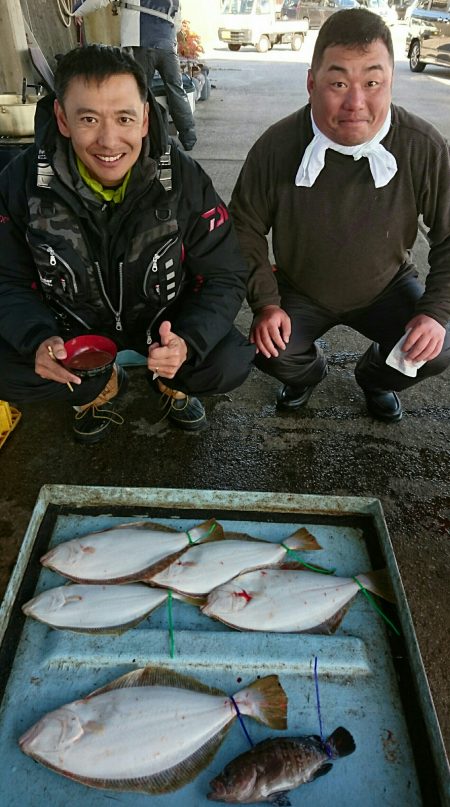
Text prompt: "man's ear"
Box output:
[[142, 101, 149, 137], [306, 69, 315, 96], [54, 99, 70, 138]]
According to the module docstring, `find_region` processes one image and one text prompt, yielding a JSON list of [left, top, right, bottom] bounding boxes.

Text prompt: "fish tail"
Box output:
[[355, 569, 395, 603], [282, 527, 321, 552], [234, 675, 287, 730], [186, 519, 224, 545], [326, 727, 356, 758]]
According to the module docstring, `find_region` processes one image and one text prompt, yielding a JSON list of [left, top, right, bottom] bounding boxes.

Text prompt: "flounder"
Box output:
[[150, 527, 321, 596], [22, 583, 178, 633], [202, 568, 395, 633], [40, 518, 222, 584], [19, 667, 288, 794]]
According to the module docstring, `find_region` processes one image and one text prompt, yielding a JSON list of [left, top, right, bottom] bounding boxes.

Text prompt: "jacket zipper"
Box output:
[[142, 235, 179, 294], [39, 244, 79, 293], [94, 260, 124, 331]]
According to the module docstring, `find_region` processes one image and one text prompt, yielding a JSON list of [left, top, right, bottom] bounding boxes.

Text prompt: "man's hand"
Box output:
[[250, 305, 291, 359], [35, 337, 82, 385], [148, 321, 188, 379], [403, 314, 446, 362]]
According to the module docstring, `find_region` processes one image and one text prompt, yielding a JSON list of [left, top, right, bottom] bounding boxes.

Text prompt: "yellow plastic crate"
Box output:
[[0, 401, 21, 449]]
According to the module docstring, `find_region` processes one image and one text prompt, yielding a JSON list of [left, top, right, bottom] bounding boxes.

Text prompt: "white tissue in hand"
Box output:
[[385, 330, 426, 377]]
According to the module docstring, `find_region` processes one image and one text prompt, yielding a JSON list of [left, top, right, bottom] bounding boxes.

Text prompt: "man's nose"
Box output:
[[96, 122, 118, 148], [342, 86, 366, 109]]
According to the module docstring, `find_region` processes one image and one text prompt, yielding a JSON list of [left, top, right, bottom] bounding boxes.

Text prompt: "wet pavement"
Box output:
[[0, 27, 449, 766]]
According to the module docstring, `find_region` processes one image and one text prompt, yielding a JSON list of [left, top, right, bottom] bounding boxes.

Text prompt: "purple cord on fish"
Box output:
[[314, 657, 333, 760], [230, 695, 254, 748]]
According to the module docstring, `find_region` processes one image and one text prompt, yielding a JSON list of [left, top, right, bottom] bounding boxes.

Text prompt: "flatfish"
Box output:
[[208, 728, 356, 804], [40, 518, 223, 584], [19, 668, 288, 794], [202, 568, 394, 633], [22, 583, 176, 633], [150, 528, 321, 596]]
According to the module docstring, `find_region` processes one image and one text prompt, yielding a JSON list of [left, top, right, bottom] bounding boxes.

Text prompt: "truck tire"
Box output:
[[409, 42, 426, 72], [255, 35, 270, 53], [291, 33, 304, 51], [228, 43, 241, 51]]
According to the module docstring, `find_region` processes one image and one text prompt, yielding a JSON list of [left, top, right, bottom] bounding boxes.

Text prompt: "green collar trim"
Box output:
[[76, 156, 131, 203]]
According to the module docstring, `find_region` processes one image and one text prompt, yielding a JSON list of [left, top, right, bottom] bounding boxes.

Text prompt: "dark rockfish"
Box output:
[[208, 728, 356, 804]]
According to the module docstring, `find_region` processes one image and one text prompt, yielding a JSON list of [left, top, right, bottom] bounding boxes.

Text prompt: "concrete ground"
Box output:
[[0, 23, 449, 771]]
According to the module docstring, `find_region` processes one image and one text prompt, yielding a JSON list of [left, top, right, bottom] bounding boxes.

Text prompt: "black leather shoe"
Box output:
[[276, 384, 316, 410], [363, 389, 403, 423]]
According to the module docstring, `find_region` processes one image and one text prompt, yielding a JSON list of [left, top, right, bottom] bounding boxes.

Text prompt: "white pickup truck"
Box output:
[[218, 0, 309, 52]]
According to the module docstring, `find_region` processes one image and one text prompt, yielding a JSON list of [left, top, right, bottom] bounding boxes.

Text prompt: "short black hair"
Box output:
[[54, 44, 148, 105], [311, 8, 394, 72]]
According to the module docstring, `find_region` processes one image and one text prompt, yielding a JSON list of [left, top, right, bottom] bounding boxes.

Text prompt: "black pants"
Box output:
[[256, 268, 450, 392], [132, 46, 196, 146], [0, 327, 255, 406]]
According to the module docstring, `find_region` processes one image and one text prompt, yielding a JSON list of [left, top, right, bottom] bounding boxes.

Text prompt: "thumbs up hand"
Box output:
[[148, 320, 188, 379]]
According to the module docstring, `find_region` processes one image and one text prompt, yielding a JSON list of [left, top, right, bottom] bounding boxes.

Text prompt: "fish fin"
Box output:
[[52, 725, 231, 794], [136, 547, 193, 582], [282, 528, 322, 552], [235, 675, 287, 730], [276, 560, 328, 572], [270, 792, 292, 807], [110, 520, 179, 533], [326, 726, 356, 758], [221, 531, 265, 542], [171, 591, 208, 608], [356, 569, 395, 603], [187, 518, 225, 544], [310, 762, 333, 780], [88, 666, 225, 699], [300, 601, 353, 634]]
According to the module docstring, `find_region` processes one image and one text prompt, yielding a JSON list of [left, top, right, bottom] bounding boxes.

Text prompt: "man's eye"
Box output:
[[333, 82, 347, 88], [367, 80, 379, 87], [81, 116, 96, 124], [119, 116, 133, 124]]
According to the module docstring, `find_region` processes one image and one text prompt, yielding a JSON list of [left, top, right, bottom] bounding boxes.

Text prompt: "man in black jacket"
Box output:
[[0, 45, 254, 443]]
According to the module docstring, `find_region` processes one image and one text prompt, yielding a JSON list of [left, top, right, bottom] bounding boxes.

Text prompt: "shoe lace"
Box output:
[[74, 404, 124, 426]]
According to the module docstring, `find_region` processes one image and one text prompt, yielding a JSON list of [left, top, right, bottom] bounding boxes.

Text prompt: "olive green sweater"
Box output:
[[230, 104, 450, 327]]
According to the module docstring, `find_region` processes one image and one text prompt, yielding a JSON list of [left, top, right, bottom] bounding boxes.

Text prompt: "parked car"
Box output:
[[359, 0, 399, 24], [405, 0, 450, 71], [295, 0, 360, 29]]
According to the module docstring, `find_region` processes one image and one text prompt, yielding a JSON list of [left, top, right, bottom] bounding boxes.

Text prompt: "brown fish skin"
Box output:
[[207, 728, 355, 804]]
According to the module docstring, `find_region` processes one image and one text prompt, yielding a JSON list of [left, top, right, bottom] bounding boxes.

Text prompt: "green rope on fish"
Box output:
[[187, 521, 217, 545], [281, 543, 336, 575], [352, 577, 400, 636], [167, 590, 175, 658]]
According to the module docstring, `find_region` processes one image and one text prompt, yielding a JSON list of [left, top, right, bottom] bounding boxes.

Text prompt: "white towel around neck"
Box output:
[[295, 110, 397, 189]]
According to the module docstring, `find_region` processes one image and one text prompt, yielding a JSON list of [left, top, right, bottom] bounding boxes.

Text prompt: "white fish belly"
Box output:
[[204, 570, 357, 631], [152, 540, 284, 594], [43, 529, 187, 580], [24, 584, 168, 629], [24, 687, 235, 781]]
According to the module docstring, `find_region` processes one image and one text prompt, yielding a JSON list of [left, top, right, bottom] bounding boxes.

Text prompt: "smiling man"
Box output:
[[0, 46, 254, 443], [230, 8, 450, 422]]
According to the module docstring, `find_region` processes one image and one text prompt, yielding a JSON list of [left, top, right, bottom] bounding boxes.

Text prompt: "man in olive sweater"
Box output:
[[230, 9, 450, 422]]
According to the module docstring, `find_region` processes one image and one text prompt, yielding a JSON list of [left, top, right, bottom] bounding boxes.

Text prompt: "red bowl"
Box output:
[[62, 335, 117, 378]]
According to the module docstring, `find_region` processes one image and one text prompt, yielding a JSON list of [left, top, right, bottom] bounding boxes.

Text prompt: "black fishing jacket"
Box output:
[[0, 92, 248, 363]]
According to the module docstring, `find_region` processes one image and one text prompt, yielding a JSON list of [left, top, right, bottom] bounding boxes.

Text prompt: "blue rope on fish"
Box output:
[[187, 522, 217, 545], [167, 590, 175, 658], [281, 543, 336, 575], [313, 656, 333, 760], [352, 577, 400, 636], [230, 695, 254, 748]]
